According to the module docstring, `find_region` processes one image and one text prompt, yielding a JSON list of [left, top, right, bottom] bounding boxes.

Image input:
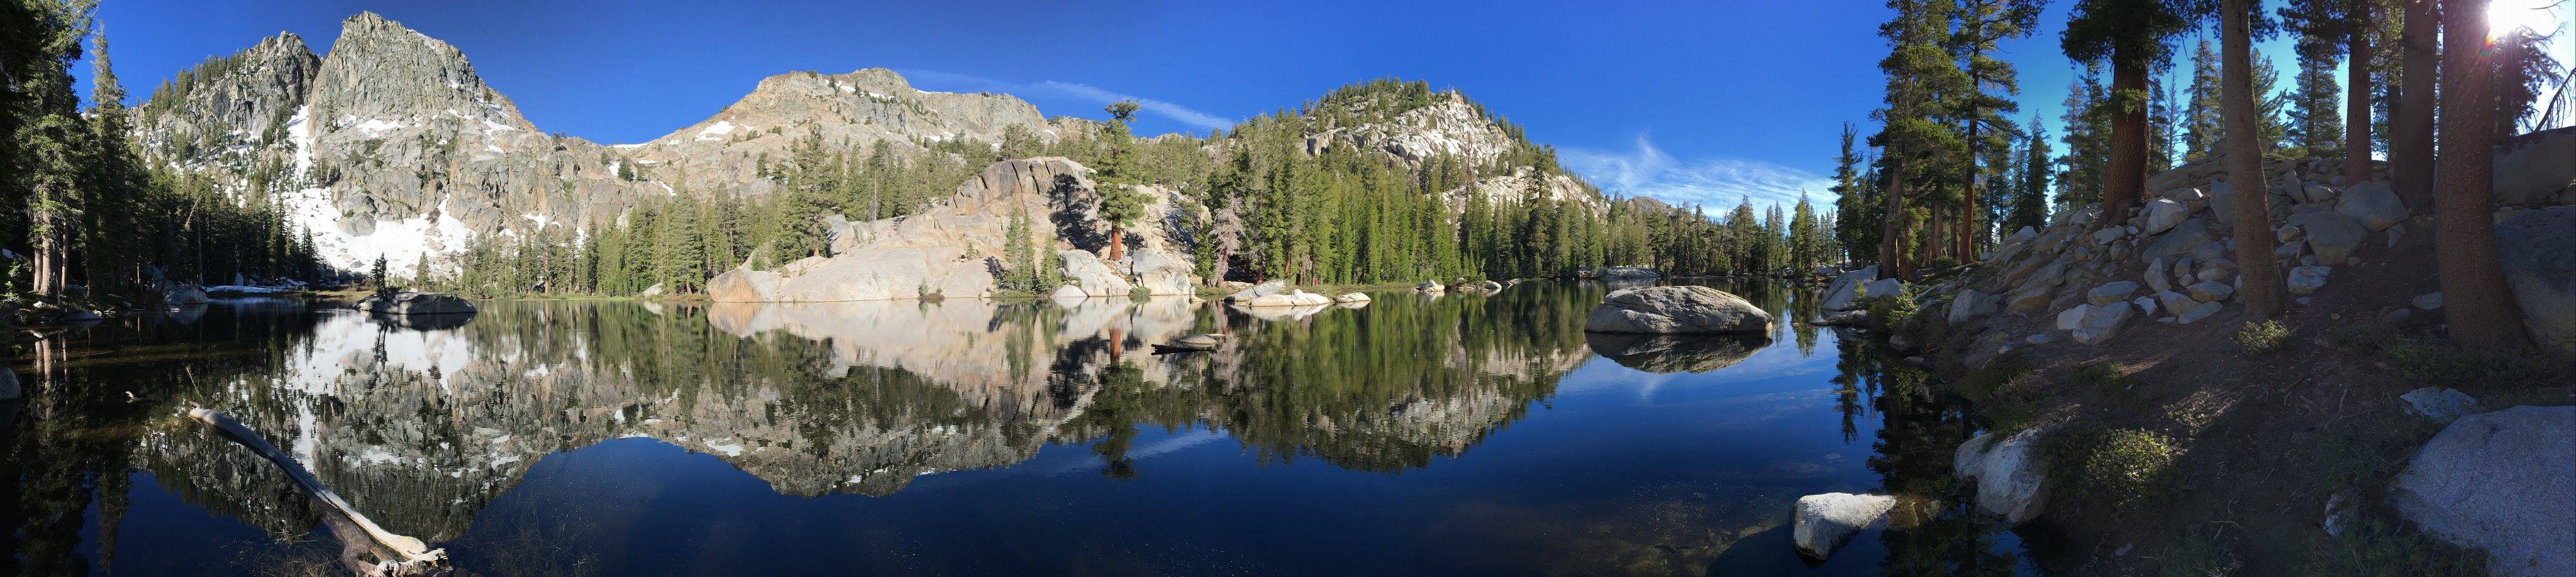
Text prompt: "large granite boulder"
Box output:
[[1239, 290, 1333, 307], [2142, 199, 2190, 235], [2290, 211, 2367, 264], [1948, 289, 2000, 324], [1228, 280, 1288, 303], [2143, 218, 2212, 259], [2392, 405, 2575, 577], [2496, 206, 2576, 358], [1819, 265, 1879, 310], [2336, 182, 2409, 231], [1058, 250, 1135, 297], [355, 292, 476, 315], [1584, 332, 1770, 373], [1794, 493, 1897, 560], [163, 283, 211, 305], [1955, 428, 2050, 524], [2068, 302, 2134, 344], [2493, 126, 2575, 206], [1584, 286, 1774, 334]]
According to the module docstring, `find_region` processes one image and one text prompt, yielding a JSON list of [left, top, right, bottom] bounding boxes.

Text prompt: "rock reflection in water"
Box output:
[[1584, 332, 1774, 373], [0, 279, 2036, 575]]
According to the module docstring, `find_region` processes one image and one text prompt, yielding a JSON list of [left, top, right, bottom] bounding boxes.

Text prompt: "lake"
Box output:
[[1, 280, 2031, 575]]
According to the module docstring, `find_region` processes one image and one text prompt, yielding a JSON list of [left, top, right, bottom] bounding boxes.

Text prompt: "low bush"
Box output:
[[2053, 426, 2181, 517], [2235, 320, 2293, 356]]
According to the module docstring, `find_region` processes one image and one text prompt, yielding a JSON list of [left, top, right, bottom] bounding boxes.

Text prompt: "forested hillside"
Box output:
[[3, 1, 319, 312], [436, 79, 1840, 298]]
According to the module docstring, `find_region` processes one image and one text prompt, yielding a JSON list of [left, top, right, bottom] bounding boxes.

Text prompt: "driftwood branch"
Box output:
[[186, 404, 449, 575]]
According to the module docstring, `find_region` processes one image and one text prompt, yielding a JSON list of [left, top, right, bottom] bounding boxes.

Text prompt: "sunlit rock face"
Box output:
[[618, 68, 1057, 196], [131, 292, 1597, 540], [708, 158, 1203, 302]]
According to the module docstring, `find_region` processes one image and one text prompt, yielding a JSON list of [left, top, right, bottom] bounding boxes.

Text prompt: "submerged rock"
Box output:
[[1794, 493, 1897, 560], [2393, 405, 2576, 577], [1584, 286, 1773, 334]]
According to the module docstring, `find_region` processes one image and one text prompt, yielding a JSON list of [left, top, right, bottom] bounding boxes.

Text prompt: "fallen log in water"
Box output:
[[186, 404, 448, 574]]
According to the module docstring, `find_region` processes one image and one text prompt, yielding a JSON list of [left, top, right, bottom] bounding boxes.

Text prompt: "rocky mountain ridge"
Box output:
[[139, 13, 1606, 281]]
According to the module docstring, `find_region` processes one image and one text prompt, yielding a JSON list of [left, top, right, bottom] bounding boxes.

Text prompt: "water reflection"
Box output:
[[3, 280, 2026, 575]]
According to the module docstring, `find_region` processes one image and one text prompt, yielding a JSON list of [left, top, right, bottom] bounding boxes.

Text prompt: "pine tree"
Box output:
[[2006, 117, 2054, 233], [2284, 34, 2345, 158], [2183, 38, 2225, 161], [2063, 0, 2194, 228]]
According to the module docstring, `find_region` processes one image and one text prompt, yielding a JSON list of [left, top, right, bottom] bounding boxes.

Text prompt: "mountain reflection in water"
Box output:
[[2, 282, 2029, 575]]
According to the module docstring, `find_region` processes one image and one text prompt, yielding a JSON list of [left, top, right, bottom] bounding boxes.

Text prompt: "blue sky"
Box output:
[[86, 0, 2570, 212]]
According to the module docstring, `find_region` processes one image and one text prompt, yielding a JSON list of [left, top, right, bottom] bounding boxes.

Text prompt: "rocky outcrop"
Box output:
[[355, 292, 476, 315], [1955, 428, 2050, 524], [1793, 493, 1897, 560], [1584, 286, 1773, 334], [619, 69, 1056, 196], [2495, 206, 2575, 358], [711, 157, 1199, 302], [2392, 405, 2575, 577]]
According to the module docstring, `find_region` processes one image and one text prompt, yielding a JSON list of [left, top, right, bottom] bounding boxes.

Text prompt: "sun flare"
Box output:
[[2488, 0, 2567, 36]]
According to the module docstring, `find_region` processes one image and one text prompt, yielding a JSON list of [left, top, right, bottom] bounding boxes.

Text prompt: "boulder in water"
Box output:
[[1955, 428, 2051, 524], [1584, 286, 1773, 334], [1793, 493, 1897, 560]]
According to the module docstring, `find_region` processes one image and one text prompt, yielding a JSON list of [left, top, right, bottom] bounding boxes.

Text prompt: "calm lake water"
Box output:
[[2, 280, 2032, 576]]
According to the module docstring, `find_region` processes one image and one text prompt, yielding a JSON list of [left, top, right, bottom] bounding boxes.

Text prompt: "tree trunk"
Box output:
[[2344, 13, 2375, 186], [2105, 56, 2151, 229], [2434, 0, 2527, 349], [1106, 224, 1126, 263], [2394, 0, 2438, 211], [2223, 0, 2288, 319], [1879, 160, 1907, 280], [1962, 116, 1982, 263]]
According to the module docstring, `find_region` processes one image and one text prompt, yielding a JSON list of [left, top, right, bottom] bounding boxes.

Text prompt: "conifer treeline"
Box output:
[[3, 1, 319, 304], [440, 79, 1843, 297]]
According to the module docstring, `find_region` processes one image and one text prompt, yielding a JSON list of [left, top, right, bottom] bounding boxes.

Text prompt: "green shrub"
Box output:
[[1865, 283, 1920, 332], [2235, 320, 2293, 355], [1927, 256, 1960, 271], [1955, 353, 2040, 432], [2055, 427, 2181, 516]]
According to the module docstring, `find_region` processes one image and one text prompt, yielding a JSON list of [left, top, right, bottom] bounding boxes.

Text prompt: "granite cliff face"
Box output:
[[137, 13, 657, 276]]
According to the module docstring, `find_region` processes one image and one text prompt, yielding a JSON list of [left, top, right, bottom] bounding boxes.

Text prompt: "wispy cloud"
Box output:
[[900, 70, 1236, 130], [1561, 134, 1837, 212]]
